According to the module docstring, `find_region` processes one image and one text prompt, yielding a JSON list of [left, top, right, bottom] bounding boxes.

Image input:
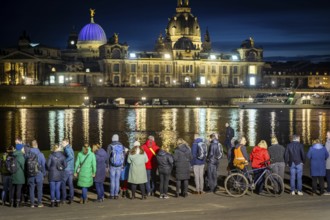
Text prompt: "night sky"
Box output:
[[1, 0, 330, 57]]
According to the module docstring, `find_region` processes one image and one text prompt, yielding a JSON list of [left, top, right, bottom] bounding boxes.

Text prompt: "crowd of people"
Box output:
[[1, 123, 330, 209]]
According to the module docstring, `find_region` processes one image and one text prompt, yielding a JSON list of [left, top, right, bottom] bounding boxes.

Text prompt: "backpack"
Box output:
[[26, 152, 40, 177], [110, 144, 125, 167], [5, 155, 18, 174], [233, 145, 248, 170], [0, 155, 10, 175], [197, 142, 207, 160], [216, 143, 223, 160]]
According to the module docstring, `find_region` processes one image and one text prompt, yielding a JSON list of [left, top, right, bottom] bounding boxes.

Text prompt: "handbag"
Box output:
[[76, 154, 90, 174]]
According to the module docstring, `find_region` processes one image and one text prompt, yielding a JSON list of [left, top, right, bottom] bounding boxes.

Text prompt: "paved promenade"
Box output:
[[1, 158, 329, 220]]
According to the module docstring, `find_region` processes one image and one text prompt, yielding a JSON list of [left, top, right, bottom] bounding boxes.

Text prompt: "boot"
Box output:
[[50, 201, 55, 207], [10, 200, 14, 207], [16, 200, 21, 208], [56, 201, 61, 207], [125, 191, 130, 199]]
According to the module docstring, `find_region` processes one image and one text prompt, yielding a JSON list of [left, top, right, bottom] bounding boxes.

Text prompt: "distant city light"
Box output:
[[30, 43, 39, 47], [21, 96, 26, 100], [70, 40, 75, 45], [232, 55, 239, 61], [196, 97, 201, 101], [84, 96, 89, 100], [129, 53, 137, 58], [209, 55, 216, 60], [141, 97, 146, 101], [86, 68, 90, 72], [164, 54, 171, 59]]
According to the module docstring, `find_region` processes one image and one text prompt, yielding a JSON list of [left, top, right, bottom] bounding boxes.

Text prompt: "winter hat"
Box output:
[[112, 134, 119, 142], [134, 141, 140, 147], [16, 143, 24, 151]]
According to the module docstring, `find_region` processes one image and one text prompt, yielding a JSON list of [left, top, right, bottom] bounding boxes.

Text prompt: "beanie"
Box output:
[[16, 144, 24, 151], [112, 134, 119, 142]]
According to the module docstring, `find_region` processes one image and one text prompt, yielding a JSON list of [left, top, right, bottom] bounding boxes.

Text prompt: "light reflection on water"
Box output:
[[1, 108, 330, 151]]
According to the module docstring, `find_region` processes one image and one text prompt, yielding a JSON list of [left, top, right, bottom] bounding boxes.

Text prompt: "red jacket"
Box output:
[[142, 140, 160, 170], [250, 146, 270, 168]]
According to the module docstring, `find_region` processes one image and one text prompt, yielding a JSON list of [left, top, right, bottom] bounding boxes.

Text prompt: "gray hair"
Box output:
[[292, 134, 300, 142]]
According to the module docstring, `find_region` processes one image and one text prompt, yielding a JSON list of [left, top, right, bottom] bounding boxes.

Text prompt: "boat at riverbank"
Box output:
[[239, 91, 330, 109]]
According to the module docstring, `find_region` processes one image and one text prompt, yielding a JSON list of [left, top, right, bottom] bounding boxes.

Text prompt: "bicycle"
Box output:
[[224, 160, 284, 197]]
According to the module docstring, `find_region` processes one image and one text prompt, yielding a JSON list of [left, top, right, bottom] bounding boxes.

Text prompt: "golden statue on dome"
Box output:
[[90, 8, 95, 18]]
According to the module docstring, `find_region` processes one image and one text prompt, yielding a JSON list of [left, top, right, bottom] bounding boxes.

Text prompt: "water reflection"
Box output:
[[2, 108, 330, 152]]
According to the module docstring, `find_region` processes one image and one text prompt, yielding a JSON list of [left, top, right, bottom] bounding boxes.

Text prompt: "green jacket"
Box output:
[[12, 151, 25, 184], [127, 150, 148, 184], [74, 148, 96, 188]]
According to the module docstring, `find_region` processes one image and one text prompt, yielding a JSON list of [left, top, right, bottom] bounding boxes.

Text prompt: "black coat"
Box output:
[[47, 151, 67, 182], [156, 149, 174, 175], [173, 144, 192, 180]]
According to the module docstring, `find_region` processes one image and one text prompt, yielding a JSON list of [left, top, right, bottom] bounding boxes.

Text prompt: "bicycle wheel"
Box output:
[[265, 173, 284, 196], [225, 173, 249, 197]]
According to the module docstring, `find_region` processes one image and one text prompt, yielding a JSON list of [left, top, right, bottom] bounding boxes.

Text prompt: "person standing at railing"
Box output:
[[285, 134, 305, 196], [325, 131, 330, 195], [307, 139, 329, 196], [250, 140, 270, 194], [268, 136, 286, 180]]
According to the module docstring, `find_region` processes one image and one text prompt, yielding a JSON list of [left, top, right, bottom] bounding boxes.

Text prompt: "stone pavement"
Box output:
[[1, 158, 330, 220]]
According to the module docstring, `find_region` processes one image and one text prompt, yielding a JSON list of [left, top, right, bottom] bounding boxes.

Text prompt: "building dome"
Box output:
[[174, 37, 195, 50], [78, 21, 107, 44]]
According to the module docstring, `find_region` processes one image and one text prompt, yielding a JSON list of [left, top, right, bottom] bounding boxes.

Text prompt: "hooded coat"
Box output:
[[250, 146, 270, 168], [307, 143, 329, 177], [47, 151, 67, 182], [142, 140, 160, 170], [75, 147, 97, 188], [156, 149, 174, 175], [173, 144, 192, 180], [12, 150, 25, 184], [127, 148, 148, 184], [94, 148, 109, 183]]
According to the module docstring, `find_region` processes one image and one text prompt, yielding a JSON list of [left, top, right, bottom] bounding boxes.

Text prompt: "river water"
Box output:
[[0, 108, 329, 151]]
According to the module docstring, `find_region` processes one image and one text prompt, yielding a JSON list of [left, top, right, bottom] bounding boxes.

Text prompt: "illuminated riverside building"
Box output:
[[0, 1, 264, 87]]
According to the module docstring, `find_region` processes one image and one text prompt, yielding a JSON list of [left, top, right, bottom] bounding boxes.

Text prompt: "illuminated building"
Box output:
[[0, 1, 264, 87]]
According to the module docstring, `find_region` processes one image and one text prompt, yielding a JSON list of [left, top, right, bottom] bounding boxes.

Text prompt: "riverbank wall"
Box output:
[[0, 86, 305, 106]]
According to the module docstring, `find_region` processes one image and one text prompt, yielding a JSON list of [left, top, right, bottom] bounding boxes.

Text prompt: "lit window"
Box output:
[[232, 55, 239, 61], [200, 76, 206, 85], [164, 54, 171, 59], [249, 76, 256, 86], [59, 76, 64, 84], [249, 65, 256, 74], [50, 76, 55, 84]]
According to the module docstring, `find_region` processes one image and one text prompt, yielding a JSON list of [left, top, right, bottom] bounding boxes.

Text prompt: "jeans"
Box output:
[[81, 187, 88, 200], [10, 184, 23, 202], [50, 181, 61, 202], [176, 179, 188, 195], [146, 169, 157, 194], [290, 163, 303, 192], [207, 163, 218, 192], [271, 162, 285, 180], [225, 139, 232, 159], [95, 182, 104, 200], [110, 166, 122, 196], [159, 172, 170, 195], [62, 170, 74, 201], [193, 165, 205, 192], [326, 169, 330, 192], [28, 174, 43, 205], [312, 176, 325, 194], [1, 175, 12, 203]]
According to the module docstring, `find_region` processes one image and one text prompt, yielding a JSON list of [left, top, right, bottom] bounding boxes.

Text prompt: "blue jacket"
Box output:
[[63, 144, 75, 172], [29, 148, 46, 177], [94, 148, 109, 183], [207, 139, 222, 165], [285, 141, 305, 166], [47, 151, 67, 182], [191, 138, 206, 166], [307, 143, 329, 176]]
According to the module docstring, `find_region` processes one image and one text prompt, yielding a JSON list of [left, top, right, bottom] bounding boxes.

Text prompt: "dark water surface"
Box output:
[[0, 108, 329, 151]]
